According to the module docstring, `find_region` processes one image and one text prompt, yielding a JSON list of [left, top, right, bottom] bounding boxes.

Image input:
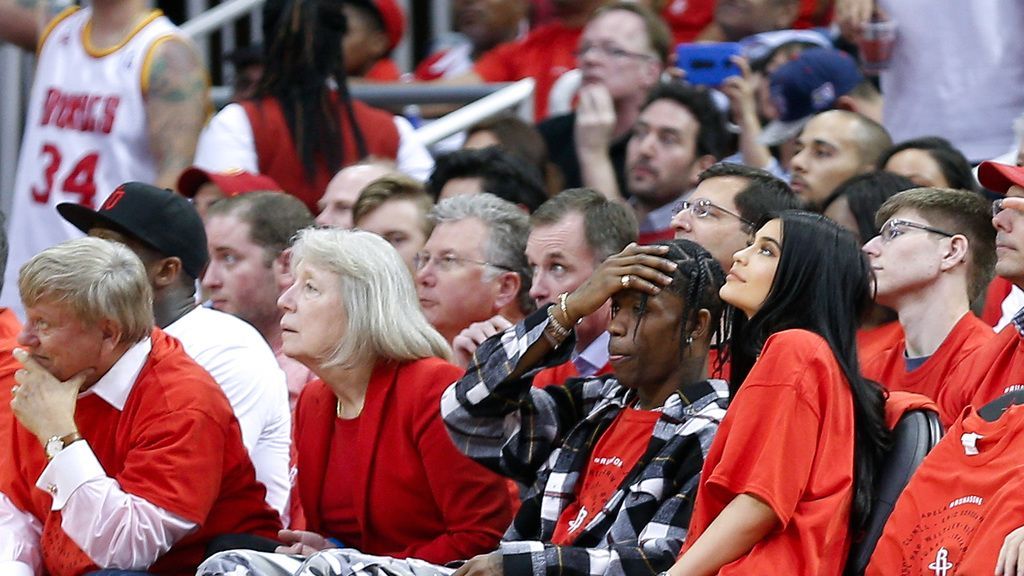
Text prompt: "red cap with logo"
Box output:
[[177, 167, 284, 198]]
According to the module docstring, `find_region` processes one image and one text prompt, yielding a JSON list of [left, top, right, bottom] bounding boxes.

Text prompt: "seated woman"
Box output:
[[668, 211, 890, 575], [199, 228, 514, 575]]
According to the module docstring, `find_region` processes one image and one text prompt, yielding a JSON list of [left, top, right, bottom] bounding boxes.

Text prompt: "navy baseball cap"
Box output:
[[57, 182, 210, 279], [760, 48, 864, 146]]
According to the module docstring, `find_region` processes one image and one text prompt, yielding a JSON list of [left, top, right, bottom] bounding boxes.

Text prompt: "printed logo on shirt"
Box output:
[[928, 547, 954, 576], [1003, 384, 1024, 394], [40, 88, 120, 134], [567, 506, 588, 534], [592, 456, 625, 468], [947, 495, 983, 508]]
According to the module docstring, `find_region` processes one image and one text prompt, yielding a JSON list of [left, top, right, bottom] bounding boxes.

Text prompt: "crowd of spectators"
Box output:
[[1, 0, 1024, 574]]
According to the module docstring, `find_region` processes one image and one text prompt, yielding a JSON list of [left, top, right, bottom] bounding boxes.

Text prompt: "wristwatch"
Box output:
[[45, 431, 83, 460]]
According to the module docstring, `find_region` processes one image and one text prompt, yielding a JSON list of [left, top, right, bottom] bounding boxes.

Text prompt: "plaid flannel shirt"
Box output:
[[440, 307, 729, 576]]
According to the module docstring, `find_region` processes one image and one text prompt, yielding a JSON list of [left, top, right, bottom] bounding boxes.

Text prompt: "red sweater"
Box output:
[[0, 329, 281, 576], [294, 358, 514, 564], [241, 96, 400, 212]]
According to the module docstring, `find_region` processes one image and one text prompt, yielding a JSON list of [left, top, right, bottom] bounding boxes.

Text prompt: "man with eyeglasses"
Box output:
[[859, 187, 995, 427], [671, 163, 801, 272], [415, 194, 533, 348], [537, 2, 670, 198]]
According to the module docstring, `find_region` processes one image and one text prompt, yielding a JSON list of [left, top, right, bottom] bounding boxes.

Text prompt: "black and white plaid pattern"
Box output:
[[441, 307, 729, 576], [1013, 305, 1024, 339]]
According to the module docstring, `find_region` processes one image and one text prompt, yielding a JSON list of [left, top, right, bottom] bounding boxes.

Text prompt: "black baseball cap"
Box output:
[[57, 182, 209, 279]]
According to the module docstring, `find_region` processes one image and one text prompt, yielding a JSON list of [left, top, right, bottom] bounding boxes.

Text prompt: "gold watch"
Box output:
[[45, 431, 83, 460]]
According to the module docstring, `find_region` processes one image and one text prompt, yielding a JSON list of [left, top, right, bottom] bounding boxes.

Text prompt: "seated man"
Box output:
[[860, 187, 995, 426], [352, 174, 434, 273], [57, 182, 293, 518], [415, 194, 533, 347], [0, 237, 280, 575], [316, 160, 399, 229]]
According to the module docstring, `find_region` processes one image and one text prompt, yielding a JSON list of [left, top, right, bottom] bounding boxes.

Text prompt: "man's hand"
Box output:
[[453, 552, 503, 576], [834, 0, 875, 40], [1000, 197, 1024, 213], [9, 348, 87, 446], [452, 316, 513, 368], [275, 529, 338, 556], [574, 83, 617, 157]]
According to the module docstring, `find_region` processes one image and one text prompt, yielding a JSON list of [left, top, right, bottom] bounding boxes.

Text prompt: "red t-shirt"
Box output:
[[551, 407, 661, 545], [320, 415, 362, 547], [683, 329, 855, 575], [473, 21, 582, 120], [861, 312, 993, 427], [363, 58, 402, 82], [867, 404, 1024, 575], [856, 321, 902, 362], [0, 329, 281, 576], [662, 0, 715, 44], [958, 322, 1024, 415]]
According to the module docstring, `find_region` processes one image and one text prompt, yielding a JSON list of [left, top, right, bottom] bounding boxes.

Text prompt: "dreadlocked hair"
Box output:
[[632, 239, 728, 366], [257, 0, 368, 183]]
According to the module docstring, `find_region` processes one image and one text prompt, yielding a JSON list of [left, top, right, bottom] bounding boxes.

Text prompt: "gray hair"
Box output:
[[531, 188, 638, 262], [19, 237, 154, 344], [429, 193, 535, 314], [290, 227, 452, 368]]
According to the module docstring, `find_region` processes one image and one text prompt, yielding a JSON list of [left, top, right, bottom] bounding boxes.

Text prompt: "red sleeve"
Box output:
[[117, 407, 228, 524], [473, 41, 520, 82], [397, 363, 513, 563], [704, 335, 831, 525]]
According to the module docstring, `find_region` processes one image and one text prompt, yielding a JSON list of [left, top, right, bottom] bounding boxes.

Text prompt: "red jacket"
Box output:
[[0, 329, 281, 576], [241, 95, 400, 212], [294, 357, 514, 564]]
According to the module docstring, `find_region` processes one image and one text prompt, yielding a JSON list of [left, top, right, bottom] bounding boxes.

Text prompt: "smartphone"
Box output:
[[676, 42, 742, 87]]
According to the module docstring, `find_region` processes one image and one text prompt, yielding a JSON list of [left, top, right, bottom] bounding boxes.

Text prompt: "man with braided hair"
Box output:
[[193, 0, 433, 213]]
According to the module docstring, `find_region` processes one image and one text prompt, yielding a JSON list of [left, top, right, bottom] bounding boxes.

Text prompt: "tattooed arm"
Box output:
[[0, 0, 44, 51], [144, 36, 210, 191]]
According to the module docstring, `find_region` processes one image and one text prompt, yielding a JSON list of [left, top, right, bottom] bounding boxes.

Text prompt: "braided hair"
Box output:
[[632, 239, 728, 368], [257, 0, 368, 184]]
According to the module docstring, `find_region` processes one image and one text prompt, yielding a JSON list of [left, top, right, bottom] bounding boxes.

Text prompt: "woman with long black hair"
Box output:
[[193, 0, 433, 213], [667, 211, 890, 575]]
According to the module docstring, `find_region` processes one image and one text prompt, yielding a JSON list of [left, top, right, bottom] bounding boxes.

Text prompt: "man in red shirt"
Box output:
[[860, 187, 995, 426], [0, 236, 280, 575]]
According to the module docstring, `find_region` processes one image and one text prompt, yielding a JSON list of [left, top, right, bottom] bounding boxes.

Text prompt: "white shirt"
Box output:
[[164, 306, 292, 519], [193, 102, 435, 182], [573, 331, 611, 377], [0, 338, 197, 573]]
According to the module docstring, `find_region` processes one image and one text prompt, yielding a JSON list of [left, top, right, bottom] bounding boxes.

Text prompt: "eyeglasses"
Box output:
[[673, 198, 756, 231], [574, 42, 655, 61], [877, 218, 956, 244], [413, 252, 514, 274]]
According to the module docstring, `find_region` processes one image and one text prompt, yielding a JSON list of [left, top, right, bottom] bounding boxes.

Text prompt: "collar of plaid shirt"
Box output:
[[1014, 306, 1024, 339]]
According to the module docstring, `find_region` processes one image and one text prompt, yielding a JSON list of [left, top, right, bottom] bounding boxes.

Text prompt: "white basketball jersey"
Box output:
[[2, 7, 182, 314]]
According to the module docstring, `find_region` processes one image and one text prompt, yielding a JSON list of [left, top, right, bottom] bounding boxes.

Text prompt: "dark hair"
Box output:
[[642, 83, 730, 160], [875, 187, 996, 305], [207, 191, 315, 263], [640, 239, 728, 365], [729, 211, 889, 532], [698, 163, 804, 225], [427, 147, 549, 212], [466, 114, 561, 195], [877, 136, 978, 192], [821, 171, 917, 244], [256, 0, 367, 183], [531, 188, 638, 261]]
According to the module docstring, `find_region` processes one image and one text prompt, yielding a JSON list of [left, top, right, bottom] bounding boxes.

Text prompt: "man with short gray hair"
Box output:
[[415, 193, 532, 347], [0, 237, 280, 574]]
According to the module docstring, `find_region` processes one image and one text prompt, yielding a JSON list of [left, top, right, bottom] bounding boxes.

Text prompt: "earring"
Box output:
[[686, 335, 694, 345]]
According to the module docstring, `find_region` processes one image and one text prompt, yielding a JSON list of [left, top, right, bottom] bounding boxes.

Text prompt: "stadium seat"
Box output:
[[845, 407, 943, 575]]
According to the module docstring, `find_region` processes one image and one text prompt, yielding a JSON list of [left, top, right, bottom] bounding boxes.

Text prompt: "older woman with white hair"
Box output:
[[199, 228, 514, 575]]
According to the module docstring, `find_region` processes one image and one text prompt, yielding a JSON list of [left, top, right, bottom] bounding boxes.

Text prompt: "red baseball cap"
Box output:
[[365, 0, 404, 53], [978, 161, 1024, 196], [177, 167, 283, 198]]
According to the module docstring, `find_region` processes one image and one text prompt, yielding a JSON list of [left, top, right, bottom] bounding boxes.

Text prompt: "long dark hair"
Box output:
[[257, 0, 368, 183], [728, 211, 889, 531]]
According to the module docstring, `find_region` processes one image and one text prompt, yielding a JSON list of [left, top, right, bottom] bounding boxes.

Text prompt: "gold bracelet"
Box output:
[[558, 292, 581, 326], [546, 305, 571, 339]]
